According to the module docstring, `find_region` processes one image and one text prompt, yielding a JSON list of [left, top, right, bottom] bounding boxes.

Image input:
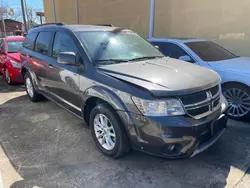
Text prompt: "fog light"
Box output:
[[168, 144, 175, 151]]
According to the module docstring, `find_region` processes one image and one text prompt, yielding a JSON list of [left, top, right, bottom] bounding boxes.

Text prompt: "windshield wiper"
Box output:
[[95, 59, 129, 65], [128, 56, 164, 61]]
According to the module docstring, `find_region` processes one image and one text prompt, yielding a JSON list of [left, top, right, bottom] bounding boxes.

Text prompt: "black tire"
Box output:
[[4, 68, 13, 85], [24, 72, 44, 102], [223, 83, 250, 121], [89, 103, 130, 158]]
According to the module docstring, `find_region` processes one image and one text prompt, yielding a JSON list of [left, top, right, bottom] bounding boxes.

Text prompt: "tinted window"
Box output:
[[77, 31, 163, 64], [7, 41, 23, 53], [0, 39, 4, 51], [152, 42, 190, 59], [52, 32, 78, 58], [23, 32, 38, 50], [185, 41, 237, 61], [35, 32, 53, 55]]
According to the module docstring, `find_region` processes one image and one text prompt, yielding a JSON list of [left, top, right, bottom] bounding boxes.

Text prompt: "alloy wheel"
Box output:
[[93, 114, 116, 151], [223, 88, 250, 117], [26, 77, 34, 98]]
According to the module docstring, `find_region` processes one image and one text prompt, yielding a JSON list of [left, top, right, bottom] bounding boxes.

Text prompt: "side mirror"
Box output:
[[179, 55, 192, 62], [57, 52, 76, 65], [154, 45, 159, 50]]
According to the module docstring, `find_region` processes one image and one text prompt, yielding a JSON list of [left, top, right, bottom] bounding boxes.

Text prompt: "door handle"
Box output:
[[49, 64, 54, 69]]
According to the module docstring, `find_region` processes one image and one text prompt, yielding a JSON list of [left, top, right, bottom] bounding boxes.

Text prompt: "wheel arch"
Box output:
[[221, 81, 250, 90], [81, 86, 129, 126]]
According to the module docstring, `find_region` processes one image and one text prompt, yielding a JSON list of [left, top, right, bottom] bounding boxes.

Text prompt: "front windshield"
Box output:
[[76, 30, 163, 63], [7, 40, 23, 53], [185, 41, 237, 62]]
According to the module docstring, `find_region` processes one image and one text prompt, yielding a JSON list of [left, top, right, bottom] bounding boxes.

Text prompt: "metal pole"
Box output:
[[24, 0, 29, 29], [20, 0, 28, 32], [52, 0, 56, 22], [75, 0, 79, 24], [0, 0, 6, 37], [148, 0, 155, 39]]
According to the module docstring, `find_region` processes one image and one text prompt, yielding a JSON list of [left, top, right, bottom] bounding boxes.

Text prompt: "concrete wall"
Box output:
[[43, 0, 250, 56]]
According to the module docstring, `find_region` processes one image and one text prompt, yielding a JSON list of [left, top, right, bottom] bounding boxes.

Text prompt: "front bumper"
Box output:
[[118, 108, 227, 158]]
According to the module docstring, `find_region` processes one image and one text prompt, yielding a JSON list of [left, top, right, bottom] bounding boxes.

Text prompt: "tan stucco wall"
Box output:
[[43, 0, 150, 37], [43, 0, 250, 56], [154, 0, 250, 56]]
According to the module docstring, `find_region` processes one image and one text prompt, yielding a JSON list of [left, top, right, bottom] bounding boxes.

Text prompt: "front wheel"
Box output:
[[223, 83, 250, 121], [89, 103, 130, 158], [5, 68, 12, 85]]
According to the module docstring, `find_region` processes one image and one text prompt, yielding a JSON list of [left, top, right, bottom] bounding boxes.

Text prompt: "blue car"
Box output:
[[149, 38, 250, 121]]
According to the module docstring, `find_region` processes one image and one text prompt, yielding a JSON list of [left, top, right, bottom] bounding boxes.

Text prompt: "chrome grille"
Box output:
[[179, 85, 221, 119]]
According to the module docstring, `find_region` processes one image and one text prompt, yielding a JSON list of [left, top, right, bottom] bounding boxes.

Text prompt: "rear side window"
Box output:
[[35, 32, 53, 55], [23, 32, 38, 50]]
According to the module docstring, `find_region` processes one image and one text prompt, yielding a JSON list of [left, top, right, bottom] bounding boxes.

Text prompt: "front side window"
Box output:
[[185, 41, 237, 61], [52, 32, 78, 58], [35, 32, 53, 55], [76, 30, 163, 64], [152, 42, 190, 59], [23, 32, 38, 50], [6, 41, 23, 53]]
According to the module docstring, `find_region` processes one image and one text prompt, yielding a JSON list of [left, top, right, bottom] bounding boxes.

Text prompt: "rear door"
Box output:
[[44, 31, 81, 110], [31, 31, 53, 88]]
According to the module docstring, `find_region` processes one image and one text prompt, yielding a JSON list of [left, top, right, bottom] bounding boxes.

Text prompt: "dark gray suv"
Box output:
[[20, 23, 228, 158]]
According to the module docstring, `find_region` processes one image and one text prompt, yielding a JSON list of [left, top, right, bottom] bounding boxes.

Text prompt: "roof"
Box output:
[[5, 36, 25, 41], [148, 37, 207, 44], [31, 24, 130, 32], [0, 19, 23, 24]]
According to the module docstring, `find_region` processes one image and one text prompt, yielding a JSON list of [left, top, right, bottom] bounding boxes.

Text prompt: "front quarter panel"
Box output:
[[211, 68, 250, 86]]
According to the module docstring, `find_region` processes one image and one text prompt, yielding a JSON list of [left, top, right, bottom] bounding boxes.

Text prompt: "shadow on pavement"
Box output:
[[0, 88, 249, 187], [0, 76, 25, 93]]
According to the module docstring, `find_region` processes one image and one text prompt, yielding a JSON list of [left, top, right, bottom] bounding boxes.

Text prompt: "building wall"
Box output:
[[154, 0, 250, 56], [43, 0, 150, 37], [43, 0, 250, 56]]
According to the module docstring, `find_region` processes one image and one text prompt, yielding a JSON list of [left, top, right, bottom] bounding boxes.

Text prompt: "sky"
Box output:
[[2, 0, 44, 11]]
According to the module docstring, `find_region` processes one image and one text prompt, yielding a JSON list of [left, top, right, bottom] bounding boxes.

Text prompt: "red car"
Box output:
[[0, 36, 24, 84]]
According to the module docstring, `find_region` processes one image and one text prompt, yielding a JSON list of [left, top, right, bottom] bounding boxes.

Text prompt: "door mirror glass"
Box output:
[[154, 45, 159, 50], [57, 52, 76, 65], [179, 55, 192, 62]]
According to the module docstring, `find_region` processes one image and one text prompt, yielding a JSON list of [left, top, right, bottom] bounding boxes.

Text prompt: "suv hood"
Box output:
[[208, 57, 250, 74], [98, 57, 221, 97], [7, 53, 21, 62]]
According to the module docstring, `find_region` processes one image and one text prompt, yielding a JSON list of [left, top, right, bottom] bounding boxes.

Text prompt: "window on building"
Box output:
[[23, 32, 38, 50], [52, 32, 78, 58], [35, 32, 53, 55]]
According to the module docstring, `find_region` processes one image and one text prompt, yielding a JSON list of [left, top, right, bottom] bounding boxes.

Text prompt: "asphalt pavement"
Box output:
[[0, 75, 250, 188]]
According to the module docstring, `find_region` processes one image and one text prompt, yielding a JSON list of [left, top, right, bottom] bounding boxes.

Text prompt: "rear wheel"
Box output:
[[223, 83, 250, 121], [89, 103, 130, 158], [5, 68, 12, 85], [24, 72, 44, 102]]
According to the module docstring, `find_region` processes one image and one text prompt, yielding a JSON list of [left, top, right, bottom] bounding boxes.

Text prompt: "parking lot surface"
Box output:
[[0, 75, 250, 188]]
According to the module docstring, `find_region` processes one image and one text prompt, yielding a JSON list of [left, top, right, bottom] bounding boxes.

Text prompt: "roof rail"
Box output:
[[32, 22, 65, 28], [95, 24, 114, 27]]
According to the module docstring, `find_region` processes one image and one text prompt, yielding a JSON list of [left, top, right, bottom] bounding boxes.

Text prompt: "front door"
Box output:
[[45, 31, 81, 110]]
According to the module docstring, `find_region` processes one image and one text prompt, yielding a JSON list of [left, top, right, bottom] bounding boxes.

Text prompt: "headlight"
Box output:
[[221, 94, 228, 113], [132, 96, 185, 116], [10, 60, 21, 68]]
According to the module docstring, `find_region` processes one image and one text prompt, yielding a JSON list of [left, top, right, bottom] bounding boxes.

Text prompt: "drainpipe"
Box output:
[[52, 0, 56, 22], [75, 0, 79, 24], [148, 0, 155, 39]]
